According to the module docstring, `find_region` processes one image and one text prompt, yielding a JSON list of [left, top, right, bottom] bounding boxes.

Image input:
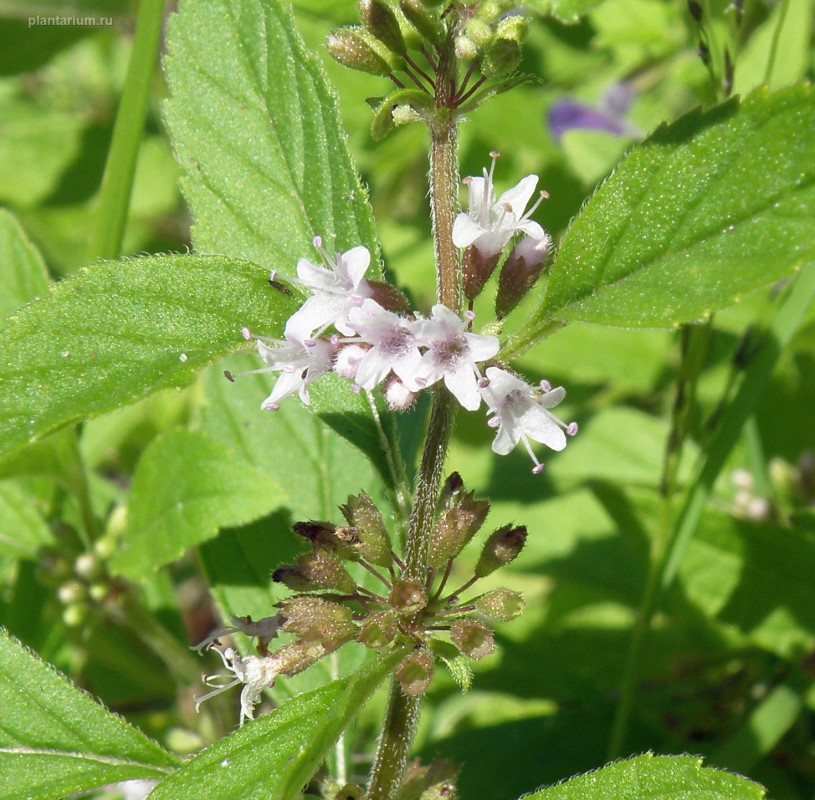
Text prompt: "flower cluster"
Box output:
[[233, 158, 576, 474], [195, 477, 528, 723]]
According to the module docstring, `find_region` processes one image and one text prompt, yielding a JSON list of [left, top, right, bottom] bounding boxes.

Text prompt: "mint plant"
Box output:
[[0, 1, 814, 799]]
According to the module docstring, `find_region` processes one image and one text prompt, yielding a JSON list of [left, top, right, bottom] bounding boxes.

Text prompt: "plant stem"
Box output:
[[607, 267, 815, 758], [368, 23, 463, 800], [87, 0, 166, 262]]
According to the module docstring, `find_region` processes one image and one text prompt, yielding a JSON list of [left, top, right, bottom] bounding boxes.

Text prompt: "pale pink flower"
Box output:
[[347, 300, 423, 390], [453, 153, 548, 258], [284, 238, 373, 341], [480, 367, 576, 474], [414, 305, 499, 410]]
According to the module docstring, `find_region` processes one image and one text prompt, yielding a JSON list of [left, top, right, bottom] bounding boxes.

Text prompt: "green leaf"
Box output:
[[0, 254, 298, 460], [522, 753, 765, 799], [163, 0, 381, 271], [109, 428, 286, 580], [680, 509, 815, 657], [0, 209, 50, 319], [148, 650, 402, 800], [0, 629, 178, 800], [507, 85, 815, 352], [0, 482, 54, 559]]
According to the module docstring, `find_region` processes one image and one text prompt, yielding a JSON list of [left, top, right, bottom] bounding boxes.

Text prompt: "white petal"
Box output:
[[491, 421, 519, 455], [517, 219, 546, 241], [467, 176, 490, 216], [444, 366, 481, 411], [518, 406, 567, 451], [266, 370, 304, 406], [452, 213, 483, 249], [497, 175, 538, 216], [464, 332, 500, 362], [296, 258, 333, 292], [340, 246, 371, 287], [430, 303, 464, 330], [485, 366, 527, 397], [392, 347, 424, 391], [355, 348, 392, 389], [540, 386, 566, 407]]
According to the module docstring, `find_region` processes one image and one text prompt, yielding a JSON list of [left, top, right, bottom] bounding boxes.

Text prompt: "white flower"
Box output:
[[195, 646, 283, 726], [452, 152, 548, 258], [480, 366, 576, 474], [414, 305, 499, 410], [192, 614, 282, 653], [254, 334, 336, 409], [347, 299, 423, 391], [284, 238, 373, 341]]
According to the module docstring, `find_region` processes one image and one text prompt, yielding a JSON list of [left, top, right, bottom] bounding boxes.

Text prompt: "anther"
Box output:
[[224, 370, 235, 383], [241, 327, 252, 340], [567, 422, 579, 436]]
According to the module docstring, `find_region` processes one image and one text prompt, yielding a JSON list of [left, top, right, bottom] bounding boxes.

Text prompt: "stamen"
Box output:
[[464, 309, 476, 321], [478, 377, 490, 388], [523, 190, 549, 220], [521, 435, 545, 474], [463, 176, 473, 185], [567, 422, 579, 436], [241, 326, 252, 340], [539, 379, 552, 392], [312, 235, 322, 249], [224, 370, 235, 383], [351, 383, 361, 394], [304, 338, 317, 347], [487, 416, 500, 428]]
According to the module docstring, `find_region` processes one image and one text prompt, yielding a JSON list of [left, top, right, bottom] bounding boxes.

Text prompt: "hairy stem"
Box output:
[[367, 23, 462, 800]]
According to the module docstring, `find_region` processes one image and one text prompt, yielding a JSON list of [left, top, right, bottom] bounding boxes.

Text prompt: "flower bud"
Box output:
[[436, 472, 464, 515], [474, 588, 525, 621], [384, 376, 418, 412], [57, 580, 87, 605], [292, 520, 356, 560], [279, 595, 356, 651], [357, 609, 398, 649], [62, 603, 89, 628], [495, 234, 551, 318], [367, 279, 412, 313], [74, 552, 104, 582], [361, 0, 407, 56], [275, 639, 329, 678], [474, 524, 527, 578], [88, 582, 109, 603], [464, 17, 492, 47], [272, 548, 357, 594], [428, 490, 490, 567], [388, 577, 427, 615], [339, 492, 393, 568], [450, 619, 494, 660], [327, 27, 394, 76], [396, 648, 434, 695], [495, 13, 528, 45], [454, 34, 477, 61], [334, 344, 368, 380], [462, 244, 501, 302], [482, 37, 522, 79], [399, 0, 445, 45]]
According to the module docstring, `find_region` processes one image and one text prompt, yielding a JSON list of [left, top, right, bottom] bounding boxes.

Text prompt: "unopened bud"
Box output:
[[396, 648, 434, 695], [482, 37, 521, 79], [367, 280, 412, 313], [436, 472, 465, 515], [88, 582, 109, 603], [292, 520, 356, 560], [74, 552, 104, 581], [429, 490, 490, 567], [688, 0, 703, 21], [454, 35, 477, 61], [62, 603, 89, 628], [474, 588, 525, 621], [357, 609, 398, 648], [384, 376, 418, 411], [495, 234, 551, 318], [276, 639, 329, 678], [495, 14, 527, 44], [361, 0, 407, 56], [474, 524, 527, 578], [57, 580, 87, 605], [279, 595, 355, 651], [388, 577, 427, 615], [340, 492, 393, 568], [327, 27, 394, 76], [450, 619, 494, 660], [335, 344, 368, 379], [273, 548, 357, 594], [462, 244, 501, 301], [464, 17, 492, 47], [399, 0, 445, 45]]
